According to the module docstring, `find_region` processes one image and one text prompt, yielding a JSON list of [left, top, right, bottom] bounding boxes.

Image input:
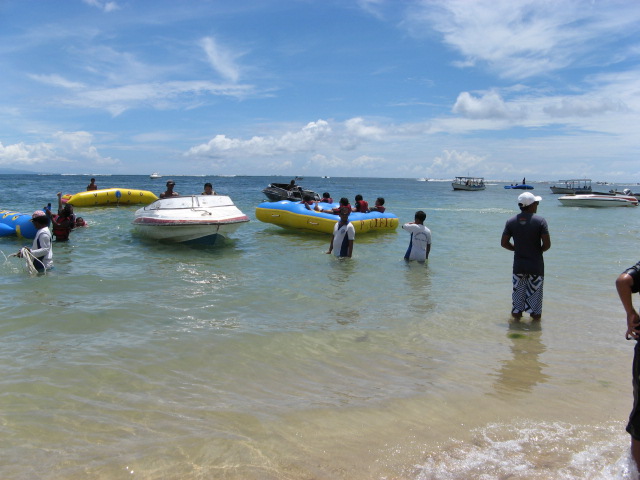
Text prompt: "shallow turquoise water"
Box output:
[[1, 174, 639, 479]]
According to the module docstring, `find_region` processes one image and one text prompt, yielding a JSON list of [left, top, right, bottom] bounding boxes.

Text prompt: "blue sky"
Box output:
[[2, 0, 640, 181]]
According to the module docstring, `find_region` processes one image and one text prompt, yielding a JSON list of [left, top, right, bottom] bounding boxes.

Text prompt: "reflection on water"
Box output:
[[326, 257, 360, 325], [491, 320, 549, 397], [402, 261, 435, 316]]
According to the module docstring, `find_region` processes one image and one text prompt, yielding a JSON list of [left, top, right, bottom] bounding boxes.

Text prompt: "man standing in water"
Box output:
[[500, 192, 551, 320], [616, 262, 640, 475]]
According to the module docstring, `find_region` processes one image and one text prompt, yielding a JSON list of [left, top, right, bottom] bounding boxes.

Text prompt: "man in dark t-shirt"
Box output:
[[617, 261, 640, 474], [500, 191, 551, 320]]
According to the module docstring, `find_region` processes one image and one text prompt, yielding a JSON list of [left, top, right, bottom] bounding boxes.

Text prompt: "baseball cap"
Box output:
[[517, 191, 542, 207], [166, 180, 175, 185], [31, 210, 47, 221]]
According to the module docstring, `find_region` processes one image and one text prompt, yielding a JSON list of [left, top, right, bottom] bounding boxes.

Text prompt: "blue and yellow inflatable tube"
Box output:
[[255, 201, 399, 234], [0, 209, 38, 239], [63, 188, 158, 207]]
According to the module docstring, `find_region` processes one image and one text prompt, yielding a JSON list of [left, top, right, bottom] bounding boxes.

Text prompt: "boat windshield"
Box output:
[[147, 195, 234, 210]]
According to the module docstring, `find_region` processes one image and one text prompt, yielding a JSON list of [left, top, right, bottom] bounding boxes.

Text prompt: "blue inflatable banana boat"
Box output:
[[0, 209, 38, 239]]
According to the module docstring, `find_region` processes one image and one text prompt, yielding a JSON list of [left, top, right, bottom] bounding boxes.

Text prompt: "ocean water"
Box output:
[[0, 174, 639, 479]]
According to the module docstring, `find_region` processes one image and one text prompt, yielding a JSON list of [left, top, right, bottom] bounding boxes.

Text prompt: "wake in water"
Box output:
[[414, 421, 636, 480]]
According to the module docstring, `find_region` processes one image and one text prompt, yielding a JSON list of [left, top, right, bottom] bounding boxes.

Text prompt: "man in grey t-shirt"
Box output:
[[500, 191, 551, 320]]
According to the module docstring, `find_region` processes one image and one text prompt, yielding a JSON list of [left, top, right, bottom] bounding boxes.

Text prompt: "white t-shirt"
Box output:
[[402, 223, 431, 261], [31, 227, 53, 269], [332, 221, 355, 257]]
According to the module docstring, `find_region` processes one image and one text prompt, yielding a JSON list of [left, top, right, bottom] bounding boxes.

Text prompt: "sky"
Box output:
[[2, 0, 640, 181]]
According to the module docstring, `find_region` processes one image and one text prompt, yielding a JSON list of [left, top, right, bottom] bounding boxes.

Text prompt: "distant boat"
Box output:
[[452, 176, 485, 191], [150, 172, 162, 179], [504, 184, 534, 190], [550, 179, 592, 194]]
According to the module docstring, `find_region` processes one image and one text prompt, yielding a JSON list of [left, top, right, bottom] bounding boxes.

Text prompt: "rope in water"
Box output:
[[3, 248, 47, 275]]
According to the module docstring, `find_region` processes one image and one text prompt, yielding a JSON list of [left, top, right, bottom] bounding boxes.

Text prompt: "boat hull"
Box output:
[[65, 188, 158, 206], [452, 184, 485, 191], [557, 194, 638, 207], [504, 185, 534, 190], [255, 201, 399, 234], [132, 195, 249, 244]]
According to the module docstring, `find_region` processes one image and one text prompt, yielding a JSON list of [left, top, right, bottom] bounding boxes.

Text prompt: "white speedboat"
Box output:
[[132, 195, 249, 244], [149, 172, 162, 179], [557, 193, 638, 207]]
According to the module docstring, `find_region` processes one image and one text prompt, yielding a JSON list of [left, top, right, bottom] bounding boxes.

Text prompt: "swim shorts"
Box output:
[[512, 273, 544, 315]]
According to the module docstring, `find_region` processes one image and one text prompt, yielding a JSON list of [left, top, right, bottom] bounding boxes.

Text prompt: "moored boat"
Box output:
[[262, 182, 321, 202], [550, 179, 592, 194], [452, 176, 485, 191], [255, 201, 398, 234], [150, 172, 162, 179], [63, 188, 158, 206], [504, 184, 534, 190], [132, 195, 249, 244], [557, 193, 638, 207]]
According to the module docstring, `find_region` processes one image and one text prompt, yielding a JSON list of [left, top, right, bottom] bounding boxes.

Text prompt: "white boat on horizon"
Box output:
[[132, 195, 250, 244], [557, 193, 638, 208], [150, 172, 162, 179]]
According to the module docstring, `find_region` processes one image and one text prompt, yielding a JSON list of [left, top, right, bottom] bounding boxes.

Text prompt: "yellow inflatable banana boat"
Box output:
[[63, 188, 158, 207]]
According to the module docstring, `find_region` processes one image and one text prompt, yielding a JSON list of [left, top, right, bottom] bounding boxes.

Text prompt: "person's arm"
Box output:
[[617, 272, 640, 340], [57, 192, 63, 211], [326, 235, 334, 254], [541, 233, 551, 252], [426, 243, 431, 259], [501, 233, 514, 251]]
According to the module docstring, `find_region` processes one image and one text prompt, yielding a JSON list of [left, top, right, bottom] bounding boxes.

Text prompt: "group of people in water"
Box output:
[[300, 192, 386, 214], [296, 191, 431, 261], [15, 192, 87, 272]]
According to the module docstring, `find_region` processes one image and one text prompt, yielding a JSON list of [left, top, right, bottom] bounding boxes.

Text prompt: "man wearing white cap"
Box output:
[[500, 191, 551, 320]]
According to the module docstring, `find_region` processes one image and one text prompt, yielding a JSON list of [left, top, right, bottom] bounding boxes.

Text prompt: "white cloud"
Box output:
[[427, 150, 487, 178], [405, 0, 640, 79], [200, 37, 241, 83], [187, 120, 333, 157], [66, 81, 255, 116], [28, 74, 85, 90], [0, 132, 118, 167], [82, 0, 120, 13], [453, 91, 524, 120]]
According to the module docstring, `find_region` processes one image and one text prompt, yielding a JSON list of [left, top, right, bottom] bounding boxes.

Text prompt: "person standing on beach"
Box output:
[[500, 192, 551, 320], [327, 207, 354, 258], [402, 210, 431, 262], [616, 262, 640, 475]]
